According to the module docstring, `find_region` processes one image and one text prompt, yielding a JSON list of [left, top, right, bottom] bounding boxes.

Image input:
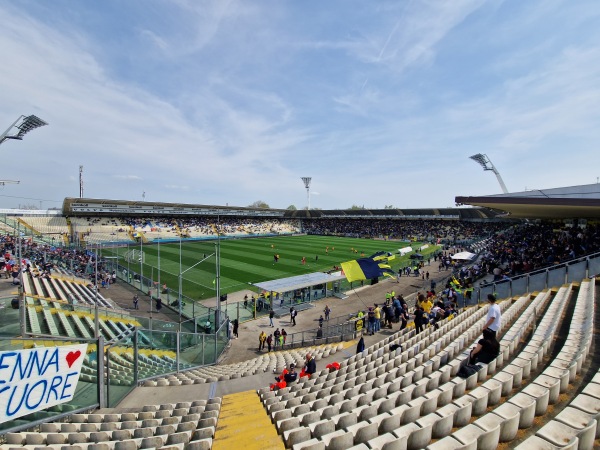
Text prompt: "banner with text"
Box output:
[[0, 344, 88, 424]]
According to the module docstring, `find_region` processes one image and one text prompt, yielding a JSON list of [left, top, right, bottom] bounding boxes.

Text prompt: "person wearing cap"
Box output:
[[283, 363, 298, 383], [484, 294, 501, 338]]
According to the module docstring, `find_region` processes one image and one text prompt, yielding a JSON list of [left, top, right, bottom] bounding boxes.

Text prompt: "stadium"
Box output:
[[0, 176, 599, 449], [2, 3, 600, 449]]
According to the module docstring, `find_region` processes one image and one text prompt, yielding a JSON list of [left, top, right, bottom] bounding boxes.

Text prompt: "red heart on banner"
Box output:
[[66, 350, 82, 368]]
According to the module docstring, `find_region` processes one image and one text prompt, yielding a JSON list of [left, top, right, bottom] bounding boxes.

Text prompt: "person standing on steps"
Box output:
[[414, 305, 426, 334], [484, 294, 501, 338], [259, 331, 267, 351], [274, 328, 281, 348]]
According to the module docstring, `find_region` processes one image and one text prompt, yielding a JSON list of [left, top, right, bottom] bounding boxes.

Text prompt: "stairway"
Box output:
[[212, 390, 284, 450]]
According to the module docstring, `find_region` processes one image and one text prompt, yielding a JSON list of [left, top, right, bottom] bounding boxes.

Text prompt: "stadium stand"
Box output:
[[2, 200, 600, 449], [248, 280, 596, 449], [70, 217, 134, 244], [3, 398, 222, 450], [19, 216, 69, 235], [144, 342, 346, 387]]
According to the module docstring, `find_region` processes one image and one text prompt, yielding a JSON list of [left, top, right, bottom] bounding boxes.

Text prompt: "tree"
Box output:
[[384, 205, 395, 209], [249, 200, 269, 209], [349, 204, 366, 210], [287, 205, 297, 210]]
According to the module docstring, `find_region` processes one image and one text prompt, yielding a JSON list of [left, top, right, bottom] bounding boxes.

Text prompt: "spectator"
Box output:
[[291, 308, 297, 326], [274, 328, 281, 348], [356, 336, 365, 354], [414, 305, 426, 334], [484, 294, 501, 338], [283, 364, 297, 384], [258, 331, 267, 351], [304, 353, 316, 376], [469, 328, 500, 364], [367, 307, 375, 336]]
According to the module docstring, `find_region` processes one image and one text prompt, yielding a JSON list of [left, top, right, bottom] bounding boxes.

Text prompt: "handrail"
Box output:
[[0, 334, 95, 343], [478, 249, 600, 287], [465, 250, 600, 305]]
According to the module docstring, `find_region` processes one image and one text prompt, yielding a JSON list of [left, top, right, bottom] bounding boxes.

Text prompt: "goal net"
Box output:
[[124, 248, 145, 263]]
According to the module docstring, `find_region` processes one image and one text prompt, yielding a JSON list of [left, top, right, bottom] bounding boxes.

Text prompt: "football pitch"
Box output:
[[102, 235, 439, 301]]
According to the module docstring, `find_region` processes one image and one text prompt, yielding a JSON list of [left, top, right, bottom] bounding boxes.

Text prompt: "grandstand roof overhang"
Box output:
[[63, 197, 286, 217], [455, 183, 600, 219], [252, 272, 346, 293]]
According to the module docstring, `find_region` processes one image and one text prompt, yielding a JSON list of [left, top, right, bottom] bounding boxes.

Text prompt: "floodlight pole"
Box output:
[[0, 114, 48, 146], [155, 239, 160, 321], [139, 238, 143, 294], [215, 216, 221, 327], [469, 153, 509, 194], [94, 245, 100, 338], [301, 177, 312, 210], [18, 223, 26, 336]]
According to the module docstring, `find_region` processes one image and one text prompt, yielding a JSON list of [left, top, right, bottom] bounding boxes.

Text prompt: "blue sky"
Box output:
[[0, 0, 599, 210]]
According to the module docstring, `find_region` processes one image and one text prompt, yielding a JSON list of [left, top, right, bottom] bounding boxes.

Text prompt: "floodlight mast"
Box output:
[[469, 153, 509, 194], [0, 115, 48, 146], [301, 177, 312, 210]]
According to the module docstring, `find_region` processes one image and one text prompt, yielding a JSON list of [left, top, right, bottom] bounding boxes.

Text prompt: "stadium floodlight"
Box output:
[[301, 177, 312, 210], [469, 153, 509, 194], [0, 115, 48, 146]]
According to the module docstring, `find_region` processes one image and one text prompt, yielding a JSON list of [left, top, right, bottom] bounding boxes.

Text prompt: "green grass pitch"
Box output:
[[102, 235, 438, 300]]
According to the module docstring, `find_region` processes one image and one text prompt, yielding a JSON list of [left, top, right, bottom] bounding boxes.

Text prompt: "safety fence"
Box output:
[[465, 251, 600, 306]]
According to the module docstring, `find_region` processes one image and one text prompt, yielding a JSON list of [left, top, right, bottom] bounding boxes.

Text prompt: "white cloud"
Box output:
[[0, 0, 599, 210]]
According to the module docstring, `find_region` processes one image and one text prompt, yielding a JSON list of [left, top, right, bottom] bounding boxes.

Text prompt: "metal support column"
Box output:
[[97, 336, 106, 408]]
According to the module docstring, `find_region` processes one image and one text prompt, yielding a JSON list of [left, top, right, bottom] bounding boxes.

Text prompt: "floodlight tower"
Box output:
[[79, 165, 84, 198], [0, 115, 47, 146], [469, 153, 509, 194], [301, 177, 312, 210]]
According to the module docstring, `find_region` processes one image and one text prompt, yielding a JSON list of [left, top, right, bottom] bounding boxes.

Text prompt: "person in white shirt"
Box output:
[[484, 294, 501, 338]]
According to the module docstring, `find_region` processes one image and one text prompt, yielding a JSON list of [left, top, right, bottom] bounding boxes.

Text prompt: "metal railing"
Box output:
[[105, 319, 230, 407], [458, 251, 600, 307], [0, 335, 105, 435]]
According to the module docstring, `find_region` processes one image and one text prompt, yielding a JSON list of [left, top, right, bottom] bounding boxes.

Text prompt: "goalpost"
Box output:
[[123, 248, 145, 263]]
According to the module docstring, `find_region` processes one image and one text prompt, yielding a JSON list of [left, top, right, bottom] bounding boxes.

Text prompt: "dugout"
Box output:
[[251, 272, 346, 318]]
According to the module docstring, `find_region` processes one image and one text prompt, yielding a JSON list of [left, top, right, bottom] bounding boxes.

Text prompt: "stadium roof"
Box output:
[[283, 207, 501, 220], [455, 183, 600, 219], [252, 272, 346, 293]]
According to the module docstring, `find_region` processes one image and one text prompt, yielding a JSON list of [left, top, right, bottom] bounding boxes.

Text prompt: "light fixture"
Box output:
[[0, 115, 48, 145], [469, 153, 508, 194]]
